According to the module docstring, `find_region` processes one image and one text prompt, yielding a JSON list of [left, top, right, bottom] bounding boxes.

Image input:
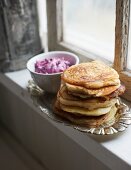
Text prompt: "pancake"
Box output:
[[106, 84, 125, 99], [62, 61, 120, 89], [59, 95, 117, 110], [54, 100, 117, 127], [58, 85, 117, 110], [68, 92, 92, 98], [59, 85, 87, 101], [66, 83, 120, 97], [68, 84, 125, 99], [59, 103, 112, 116]]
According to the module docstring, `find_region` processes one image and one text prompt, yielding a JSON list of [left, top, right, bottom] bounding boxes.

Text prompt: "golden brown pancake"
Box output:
[[58, 85, 117, 110], [59, 85, 85, 101], [59, 103, 112, 116], [67, 92, 93, 98], [66, 83, 120, 97], [54, 100, 117, 128], [59, 95, 117, 110], [62, 61, 120, 89], [106, 84, 125, 99], [67, 84, 125, 100]]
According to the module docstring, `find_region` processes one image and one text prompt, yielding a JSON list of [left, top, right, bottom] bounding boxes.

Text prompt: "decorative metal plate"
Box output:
[[27, 80, 131, 135]]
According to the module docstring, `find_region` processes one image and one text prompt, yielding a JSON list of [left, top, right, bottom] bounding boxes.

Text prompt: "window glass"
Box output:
[[37, 0, 47, 50], [63, 0, 116, 61]]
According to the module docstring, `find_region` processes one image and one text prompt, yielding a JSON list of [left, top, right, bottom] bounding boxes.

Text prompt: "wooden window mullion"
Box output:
[[114, 0, 131, 101], [114, 0, 130, 71]]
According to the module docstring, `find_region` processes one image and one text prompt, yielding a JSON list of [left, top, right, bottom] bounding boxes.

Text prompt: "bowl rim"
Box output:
[[26, 51, 79, 76]]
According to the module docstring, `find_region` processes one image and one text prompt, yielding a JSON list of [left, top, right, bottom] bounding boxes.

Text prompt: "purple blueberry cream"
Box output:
[[35, 57, 71, 74]]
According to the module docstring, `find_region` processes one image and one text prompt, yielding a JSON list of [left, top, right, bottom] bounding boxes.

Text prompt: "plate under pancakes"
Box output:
[[62, 61, 120, 89], [28, 80, 131, 135]]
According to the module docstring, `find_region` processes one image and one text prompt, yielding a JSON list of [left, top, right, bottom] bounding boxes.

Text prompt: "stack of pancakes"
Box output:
[[54, 61, 125, 127]]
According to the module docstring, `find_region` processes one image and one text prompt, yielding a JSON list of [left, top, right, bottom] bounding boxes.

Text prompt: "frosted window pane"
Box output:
[[63, 0, 116, 61], [127, 2, 131, 70], [37, 0, 47, 49]]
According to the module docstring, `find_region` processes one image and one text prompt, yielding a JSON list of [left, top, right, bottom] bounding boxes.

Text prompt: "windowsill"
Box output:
[[0, 69, 131, 169]]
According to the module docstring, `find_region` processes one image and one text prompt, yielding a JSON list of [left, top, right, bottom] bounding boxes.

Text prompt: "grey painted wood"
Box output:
[[0, 83, 111, 170], [0, 126, 45, 170]]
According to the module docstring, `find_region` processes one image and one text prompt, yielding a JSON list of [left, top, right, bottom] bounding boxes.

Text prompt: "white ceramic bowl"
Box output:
[[27, 51, 79, 93]]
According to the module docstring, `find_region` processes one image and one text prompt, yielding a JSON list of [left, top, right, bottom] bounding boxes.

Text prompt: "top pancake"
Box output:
[[62, 60, 120, 89]]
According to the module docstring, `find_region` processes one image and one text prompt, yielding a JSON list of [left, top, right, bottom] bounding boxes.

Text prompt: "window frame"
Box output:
[[114, 0, 131, 101], [46, 0, 131, 101]]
